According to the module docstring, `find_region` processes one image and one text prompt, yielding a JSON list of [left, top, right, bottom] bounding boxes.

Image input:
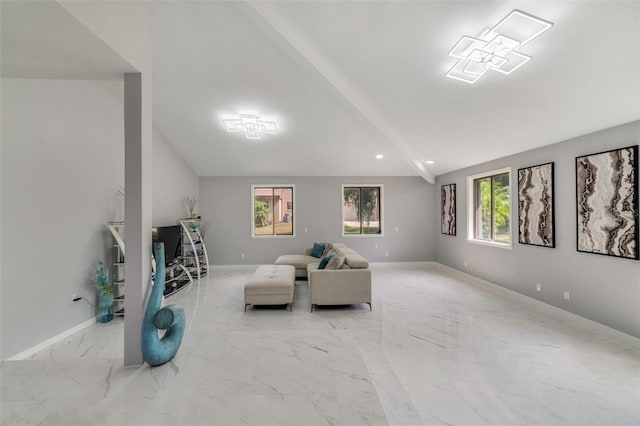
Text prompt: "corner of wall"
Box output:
[[151, 125, 200, 226]]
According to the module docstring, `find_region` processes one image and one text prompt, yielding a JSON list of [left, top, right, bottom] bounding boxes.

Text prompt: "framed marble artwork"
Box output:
[[518, 162, 555, 247], [441, 183, 456, 236], [576, 145, 639, 260]]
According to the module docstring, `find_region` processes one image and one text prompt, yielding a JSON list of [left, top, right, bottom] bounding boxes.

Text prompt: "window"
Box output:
[[342, 185, 383, 235], [467, 168, 511, 246], [251, 185, 294, 237]]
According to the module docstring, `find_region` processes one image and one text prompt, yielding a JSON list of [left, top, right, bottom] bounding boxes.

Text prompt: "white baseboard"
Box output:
[[7, 317, 97, 361], [369, 261, 436, 269], [210, 264, 259, 272], [432, 262, 640, 347], [212, 262, 438, 271]]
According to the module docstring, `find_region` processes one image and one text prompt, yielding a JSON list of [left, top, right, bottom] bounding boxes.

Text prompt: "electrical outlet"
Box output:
[[395, 227, 399, 232], [536, 283, 541, 292], [464, 260, 468, 267], [385, 251, 389, 257], [564, 291, 570, 300], [304, 227, 308, 233], [375, 244, 378, 249], [71, 293, 78, 303], [241, 253, 245, 259]]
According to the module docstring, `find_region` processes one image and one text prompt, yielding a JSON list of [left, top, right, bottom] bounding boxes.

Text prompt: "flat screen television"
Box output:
[[151, 225, 182, 266]]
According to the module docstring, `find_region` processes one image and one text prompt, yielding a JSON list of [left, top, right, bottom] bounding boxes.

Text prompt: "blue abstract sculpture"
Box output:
[[141, 243, 186, 367]]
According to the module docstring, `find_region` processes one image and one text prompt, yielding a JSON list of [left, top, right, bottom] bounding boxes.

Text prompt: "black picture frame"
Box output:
[[517, 162, 555, 248], [441, 183, 456, 236], [576, 145, 639, 260]]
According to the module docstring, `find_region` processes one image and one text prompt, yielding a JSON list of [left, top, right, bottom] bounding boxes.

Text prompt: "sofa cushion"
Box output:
[[321, 243, 333, 257], [318, 253, 335, 269], [325, 254, 346, 270], [275, 254, 318, 270], [310, 242, 326, 258], [334, 246, 369, 269], [344, 253, 369, 269]]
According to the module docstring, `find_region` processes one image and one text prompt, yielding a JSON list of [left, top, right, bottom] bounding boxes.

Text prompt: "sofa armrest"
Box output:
[[308, 268, 371, 306], [304, 248, 312, 256]]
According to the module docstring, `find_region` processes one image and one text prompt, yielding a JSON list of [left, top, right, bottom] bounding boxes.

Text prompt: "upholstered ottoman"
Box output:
[[244, 265, 295, 311]]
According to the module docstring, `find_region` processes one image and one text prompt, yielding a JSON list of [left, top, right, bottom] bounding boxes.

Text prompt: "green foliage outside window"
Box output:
[[254, 201, 272, 227], [477, 173, 510, 243], [343, 186, 381, 234], [343, 188, 360, 234], [361, 188, 379, 231]]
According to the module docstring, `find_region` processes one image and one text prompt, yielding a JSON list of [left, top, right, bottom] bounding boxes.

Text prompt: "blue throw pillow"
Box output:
[[310, 242, 326, 258], [318, 254, 335, 269]]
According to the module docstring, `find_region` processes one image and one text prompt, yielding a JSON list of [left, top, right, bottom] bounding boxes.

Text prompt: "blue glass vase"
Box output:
[[99, 292, 114, 323]]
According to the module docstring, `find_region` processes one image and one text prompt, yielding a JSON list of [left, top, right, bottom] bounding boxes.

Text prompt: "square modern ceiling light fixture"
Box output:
[[223, 114, 277, 140], [446, 9, 553, 84]]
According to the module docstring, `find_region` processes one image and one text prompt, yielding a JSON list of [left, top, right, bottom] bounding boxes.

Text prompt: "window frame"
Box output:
[[466, 167, 513, 249], [341, 184, 384, 237], [251, 184, 295, 238]]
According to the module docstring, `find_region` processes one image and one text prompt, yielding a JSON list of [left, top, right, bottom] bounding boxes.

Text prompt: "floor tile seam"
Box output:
[[354, 313, 423, 423], [0, 357, 124, 368], [244, 390, 340, 397], [247, 389, 384, 395], [3, 357, 127, 364], [403, 383, 492, 424], [367, 379, 425, 425]]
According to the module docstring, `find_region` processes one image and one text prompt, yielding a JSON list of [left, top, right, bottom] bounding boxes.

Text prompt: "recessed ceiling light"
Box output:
[[446, 9, 553, 84], [425, 160, 435, 165], [375, 154, 384, 159], [222, 114, 277, 140]]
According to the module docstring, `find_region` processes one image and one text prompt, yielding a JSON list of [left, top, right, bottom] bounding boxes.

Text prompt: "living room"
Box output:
[[1, 1, 639, 425]]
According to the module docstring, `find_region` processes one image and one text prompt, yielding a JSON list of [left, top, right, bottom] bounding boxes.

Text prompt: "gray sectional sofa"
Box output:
[[275, 243, 371, 312]]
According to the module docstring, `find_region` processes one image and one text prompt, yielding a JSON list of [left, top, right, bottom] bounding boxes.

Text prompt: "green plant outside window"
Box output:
[[475, 173, 510, 243], [343, 186, 382, 235]]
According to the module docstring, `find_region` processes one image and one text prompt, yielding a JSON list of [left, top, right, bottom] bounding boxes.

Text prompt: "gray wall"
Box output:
[[0, 78, 200, 359], [1, 78, 125, 359], [152, 126, 199, 226], [436, 121, 640, 338], [199, 176, 436, 265]]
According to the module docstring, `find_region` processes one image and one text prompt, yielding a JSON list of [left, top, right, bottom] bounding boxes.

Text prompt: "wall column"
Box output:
[[124, 72, 151, 366]]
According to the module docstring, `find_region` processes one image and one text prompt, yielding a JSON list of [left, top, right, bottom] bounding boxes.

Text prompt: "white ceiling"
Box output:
[[3, 2, 639, 180], [152, 1, 640, 180]]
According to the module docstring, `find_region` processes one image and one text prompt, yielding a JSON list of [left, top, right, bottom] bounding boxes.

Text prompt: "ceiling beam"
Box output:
[[236, 2, 435, 183]]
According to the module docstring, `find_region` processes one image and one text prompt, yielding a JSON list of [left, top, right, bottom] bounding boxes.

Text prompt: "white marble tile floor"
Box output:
[[2, 263, 639, 425]]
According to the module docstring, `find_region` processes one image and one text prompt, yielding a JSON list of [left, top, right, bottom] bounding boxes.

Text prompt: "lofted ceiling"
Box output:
[[152, 1, 640, 180], [2, 2, 638, 181]]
